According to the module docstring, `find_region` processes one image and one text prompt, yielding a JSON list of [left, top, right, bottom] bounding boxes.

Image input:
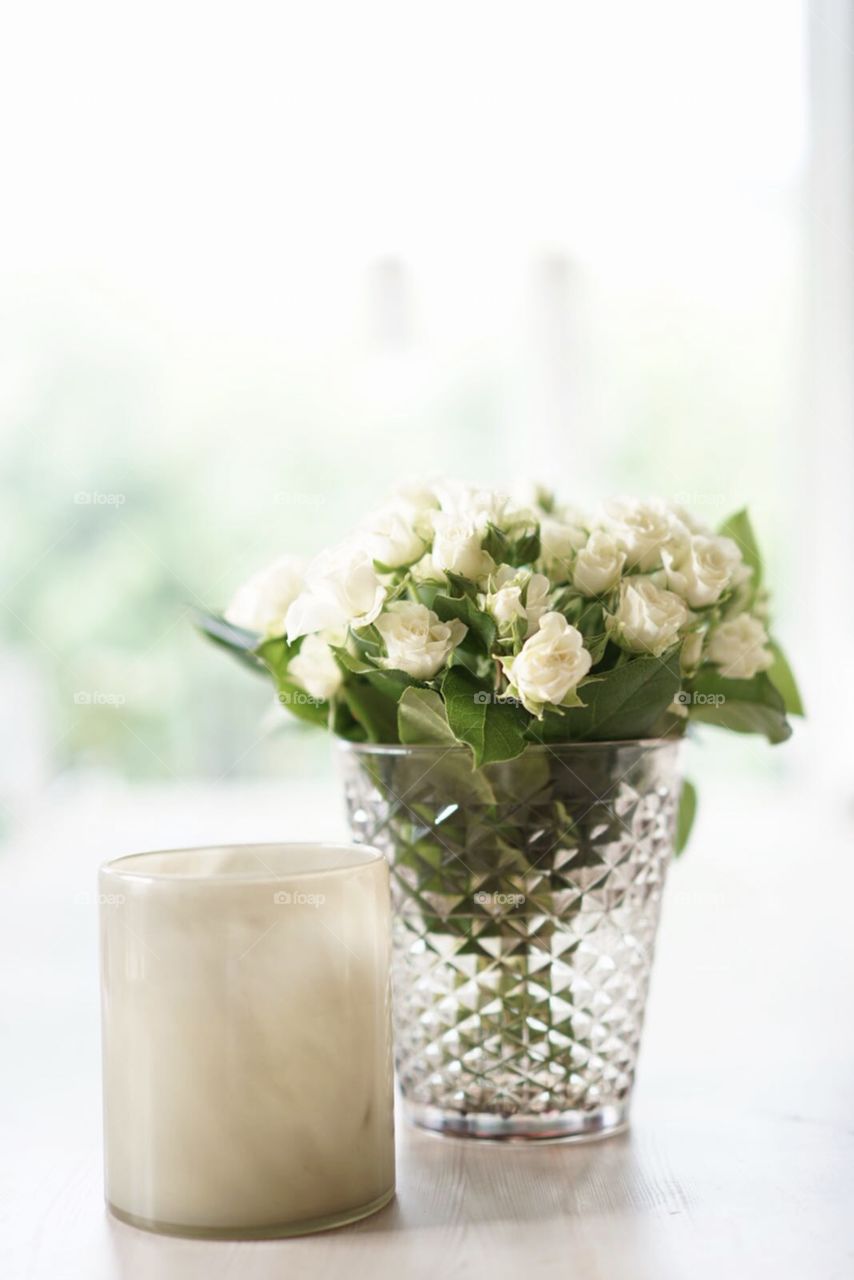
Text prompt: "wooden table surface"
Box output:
[[2, 765, 852, 1279]]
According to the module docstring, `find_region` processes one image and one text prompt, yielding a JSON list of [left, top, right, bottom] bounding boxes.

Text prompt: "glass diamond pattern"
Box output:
[[338, 740, 680, 1139]]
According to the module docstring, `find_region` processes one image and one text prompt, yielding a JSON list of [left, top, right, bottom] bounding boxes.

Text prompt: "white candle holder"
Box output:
[[99, 843, 394, 1238]]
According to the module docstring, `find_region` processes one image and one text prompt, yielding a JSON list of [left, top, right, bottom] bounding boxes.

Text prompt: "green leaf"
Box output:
[[549, 585, 577, 615], [255, 636, 330, 728], [342, 680, 400, 743], [585, 633, 609, 665], [510, 526, 541, 566], [572, 600, 609, 663], [409, 580, 440, 609], [767, 640, 804, 716], [275, 682, 331, 727], [349, 623, 384, 663], [329, 644, 374, 675], [192, 608, 267, 673], [398, 687, 457, 745], [448, 648, 497, 680], [361, 666, 419, 699], [255, 634, 295, 674], [330, 697, 366, 741], [442, 667, 528, 766], [718, 508, 762, 588], [534, 486, 556, 515], [445, 571, 478, 599], [686, 669, 792, 744], [675, 778, 697, 856], [482, 522, 509, 564], [531, 654, 682, 743], [433, 592, 497, 653]]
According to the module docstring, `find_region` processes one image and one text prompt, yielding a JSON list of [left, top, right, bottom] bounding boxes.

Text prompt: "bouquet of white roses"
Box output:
[[198, 480, 800, 806], [197, 479, 801, 1125]]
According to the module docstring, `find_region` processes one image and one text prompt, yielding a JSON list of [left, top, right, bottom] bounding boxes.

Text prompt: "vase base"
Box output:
[[405, 1100, 629, 1143]]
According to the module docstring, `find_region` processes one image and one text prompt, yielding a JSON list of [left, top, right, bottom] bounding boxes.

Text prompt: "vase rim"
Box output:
[[336, 737, 681, 756]]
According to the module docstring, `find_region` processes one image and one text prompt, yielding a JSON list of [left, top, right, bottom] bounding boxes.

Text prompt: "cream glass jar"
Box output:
[[99, 842, 394, 1238]]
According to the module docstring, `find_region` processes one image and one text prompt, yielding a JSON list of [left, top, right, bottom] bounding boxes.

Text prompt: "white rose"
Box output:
[[288, 634, 342, 700], [662, 534, 742, 608], [707, 615, 773, 679], [481, 567, 552, 635], [607, 578, 689, 656], [384, 482, 440, 544], [431, 512, 494, 580], [680, 630, 705, 674], [434, 480, 538, 540], [538, 516, 588, 578], [286, 544, 386, 641], [572, 530, 625, 597], [224, 555, 304, 637], [501, 612, 592, 716], [525, 486, 588, 527], [434, 481, 508, 528], [725, 561, 757, 617], [667, 501, 710, 535], [484, 582, 525, 628], [523, 573, 552, 633], [392, 480, 440, 521], [362, 504, 427, 569], [374, 601, 467, 680], [598, 497, 685, 572], [409, 553, 448, 585]]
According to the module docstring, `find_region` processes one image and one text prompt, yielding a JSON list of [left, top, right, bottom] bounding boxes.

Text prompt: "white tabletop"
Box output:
[[1, 767, 852, 1280]]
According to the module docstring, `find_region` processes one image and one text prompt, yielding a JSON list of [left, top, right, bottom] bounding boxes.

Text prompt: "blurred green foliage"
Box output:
[[0, 254, 799, 781]]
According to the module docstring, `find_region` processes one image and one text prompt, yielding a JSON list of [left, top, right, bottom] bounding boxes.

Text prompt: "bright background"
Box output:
[[1, 0, 850, 825], [4, 8, 854, 1273]]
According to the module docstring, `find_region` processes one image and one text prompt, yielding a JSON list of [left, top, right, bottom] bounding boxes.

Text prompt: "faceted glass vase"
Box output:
[[338, 739, 681, 1142]]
